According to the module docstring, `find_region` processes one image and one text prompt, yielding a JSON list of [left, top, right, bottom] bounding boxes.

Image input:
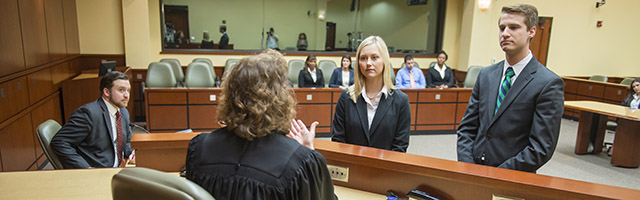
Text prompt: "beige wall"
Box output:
[[457, 0, 640, 77], [76, 0, 124, 54]]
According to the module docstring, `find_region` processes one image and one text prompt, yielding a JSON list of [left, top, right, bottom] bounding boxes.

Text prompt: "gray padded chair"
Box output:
[[160, 59, 185, 85], [146, 62, 177, 88], [588, 75, 608, 82], [390, 63, 396, 84], [620, 78, 635, 86], [429, 62, 437, 68], [318, 60, 337, 87], [193, 58, 216, 79], [111, 167, 215, 200], [36, 119, 64, 169], [463, 65, 483, 88], [185, 62, 215, 88], [288, 59, 305, 87], [222, 59, 240, 79]]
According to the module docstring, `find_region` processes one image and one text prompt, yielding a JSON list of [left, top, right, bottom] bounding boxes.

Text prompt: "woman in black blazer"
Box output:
[[298, 54, 325, 87], [621, 78, 640, 109], [331, 36, 411, 152], [329, 55, 355, 88], [426, 50, 455, 89]]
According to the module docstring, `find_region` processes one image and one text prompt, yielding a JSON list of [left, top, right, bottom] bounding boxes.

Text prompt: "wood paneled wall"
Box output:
[[0, 0, 82, 172]]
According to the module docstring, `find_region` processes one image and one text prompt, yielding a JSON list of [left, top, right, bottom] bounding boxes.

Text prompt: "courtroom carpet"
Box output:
[[321, 118, 640, 190]]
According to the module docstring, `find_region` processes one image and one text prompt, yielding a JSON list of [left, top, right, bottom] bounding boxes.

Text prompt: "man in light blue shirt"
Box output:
[[395, 55, 426, 89]]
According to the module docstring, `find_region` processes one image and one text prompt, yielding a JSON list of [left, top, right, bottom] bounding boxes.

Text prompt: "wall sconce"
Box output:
[[478, 0, 491, 10], [596, 0, 606, 8], [318, 10, 326, 21]]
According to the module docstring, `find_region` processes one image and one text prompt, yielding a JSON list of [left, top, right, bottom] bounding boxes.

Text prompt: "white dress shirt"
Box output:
[[361, 85, 389, 130], [308, 67, 317, 83], [341, 71, 350, 87], [500, 51, 533, 86], [434, 64, 447, 79], [102, 97, 121, 167]]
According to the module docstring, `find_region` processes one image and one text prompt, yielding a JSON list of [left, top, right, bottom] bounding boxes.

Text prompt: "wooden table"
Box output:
[[0, 168, 382, 199], [131, 132, 640, 199], [564, 101, 640, 167]]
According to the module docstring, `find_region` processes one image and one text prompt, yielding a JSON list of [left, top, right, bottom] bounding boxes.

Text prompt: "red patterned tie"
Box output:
[[115, 111, 124, 166]]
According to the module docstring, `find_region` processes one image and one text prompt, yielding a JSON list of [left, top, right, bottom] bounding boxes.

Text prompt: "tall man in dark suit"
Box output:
[[51, 71, 134, 168], [218, 25, 229, 49], [456, 4, 564, 173]]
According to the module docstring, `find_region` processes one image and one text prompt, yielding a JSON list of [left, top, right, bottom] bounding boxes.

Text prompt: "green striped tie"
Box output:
[[495, 67, 515, 114]]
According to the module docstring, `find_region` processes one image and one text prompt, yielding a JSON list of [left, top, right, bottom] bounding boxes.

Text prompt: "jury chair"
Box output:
[[288, 59, 305, 87], [222, 59, 240, 79], [111, 167, 215, 200], [185, 62, 215, 88], [318, 60, 337, 87], [588, 75, 608, 82], [146, 62, 177, 88], [36, 119, 64, 169], [192, 58, 217, 80], [463, 66, 483, 88], [620, 78, 635, 86], [160, 59, 185, 86]]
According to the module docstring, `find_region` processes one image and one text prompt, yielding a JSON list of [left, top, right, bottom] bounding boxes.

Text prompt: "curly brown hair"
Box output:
[[217, 50, 296, 140]]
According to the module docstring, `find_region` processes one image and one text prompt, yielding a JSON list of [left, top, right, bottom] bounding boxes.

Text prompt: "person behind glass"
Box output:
[[200, 32, 214, 49], [622, 78, 640, 109], [51, 71, 134, 168], [266, 27, 279, 50], [297, 33, 308, 51], [175, 31, 189, 45], [298, 54, 325, 88], [331, 36, 411, 152], [329, 55, 354, 89], [185, 50, 335, 199], [426, 50, 455, 89], [218, 25, 229, 49], [395, 55, 426, 89]]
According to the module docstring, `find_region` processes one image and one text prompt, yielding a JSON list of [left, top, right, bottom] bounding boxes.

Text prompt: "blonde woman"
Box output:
[[331, 36, 411, 152], [186, 50, 335, 199]]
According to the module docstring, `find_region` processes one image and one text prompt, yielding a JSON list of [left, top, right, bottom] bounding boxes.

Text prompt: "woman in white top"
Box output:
[[426, 50, 455, 89], [331, 36, 411, 152], [329, 55, 354, 88], [622, 78, 640, 109]]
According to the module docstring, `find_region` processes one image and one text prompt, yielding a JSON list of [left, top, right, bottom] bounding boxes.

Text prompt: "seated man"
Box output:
[[395, 55, 426, 89], [51, 71, 134, 168]]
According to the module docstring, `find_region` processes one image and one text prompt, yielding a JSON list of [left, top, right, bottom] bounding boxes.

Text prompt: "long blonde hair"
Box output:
[[349, 36, 395, 103], [217, 50, 296, 140]]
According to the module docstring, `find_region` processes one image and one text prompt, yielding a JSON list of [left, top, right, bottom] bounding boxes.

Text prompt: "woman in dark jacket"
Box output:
[[329, 55, 355, 88], [298, 54, 325, 87], [621, 78, 640, 109], [426, 50, 455, 89], [186, 50, 335, 200]]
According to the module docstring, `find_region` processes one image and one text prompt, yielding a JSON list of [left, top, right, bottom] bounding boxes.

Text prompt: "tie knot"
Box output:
[[505, 67, 515, 77]]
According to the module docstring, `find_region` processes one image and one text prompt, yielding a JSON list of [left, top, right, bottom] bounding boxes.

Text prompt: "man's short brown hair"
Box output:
[[501, 4, 538, 30]]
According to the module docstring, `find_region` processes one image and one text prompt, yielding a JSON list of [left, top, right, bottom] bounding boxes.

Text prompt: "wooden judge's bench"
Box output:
[[130, 133, 640, 199]]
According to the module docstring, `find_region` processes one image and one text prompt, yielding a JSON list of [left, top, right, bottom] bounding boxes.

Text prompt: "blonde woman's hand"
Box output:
[[289, 119, 318, 150]]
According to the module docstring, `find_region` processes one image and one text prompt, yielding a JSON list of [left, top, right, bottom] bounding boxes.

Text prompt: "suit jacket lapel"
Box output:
[[369, 93, 393, 136], [490, 59, 537, 125], [99, 98, 115, 141], [486, 63, 503, 122], [355, 97, 371, 144]]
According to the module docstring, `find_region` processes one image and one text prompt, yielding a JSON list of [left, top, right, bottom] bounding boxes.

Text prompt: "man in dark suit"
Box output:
[[457, 4, 564, 173], [218, 25, 229, 49], [51, 71, 134, 168]]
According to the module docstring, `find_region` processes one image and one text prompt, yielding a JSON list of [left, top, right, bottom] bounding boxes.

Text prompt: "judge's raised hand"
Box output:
[[289, 119, 318, 150]]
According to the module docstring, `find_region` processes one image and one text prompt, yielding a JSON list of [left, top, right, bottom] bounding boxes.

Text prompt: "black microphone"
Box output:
[[129, 123, 150, 133]]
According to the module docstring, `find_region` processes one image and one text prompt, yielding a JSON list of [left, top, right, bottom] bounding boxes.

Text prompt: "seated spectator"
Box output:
[[186, 50, 335, 199], [297, 33, 308, 51], [175, 31, 189, 45], [426, 50, 455, 89], [298, 54, 325, 87], [200, 32, 213, 49], [395, 55, 426, 89], [329, 55, 354, 88], [622, 78, 640, 109]]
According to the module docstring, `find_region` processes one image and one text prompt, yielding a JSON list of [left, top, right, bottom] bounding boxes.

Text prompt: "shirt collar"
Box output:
[[361, 85, 389, 100], [102, 97, 119, 117], [307, 67, 316, 74], [435, 63, 446, 71], [502, 51, 532, 78]]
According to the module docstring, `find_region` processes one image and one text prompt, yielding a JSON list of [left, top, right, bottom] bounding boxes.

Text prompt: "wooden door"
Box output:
[[530, 17, 552, 66], [164, 5, 190, 41], [325, 22, 336, 51]]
